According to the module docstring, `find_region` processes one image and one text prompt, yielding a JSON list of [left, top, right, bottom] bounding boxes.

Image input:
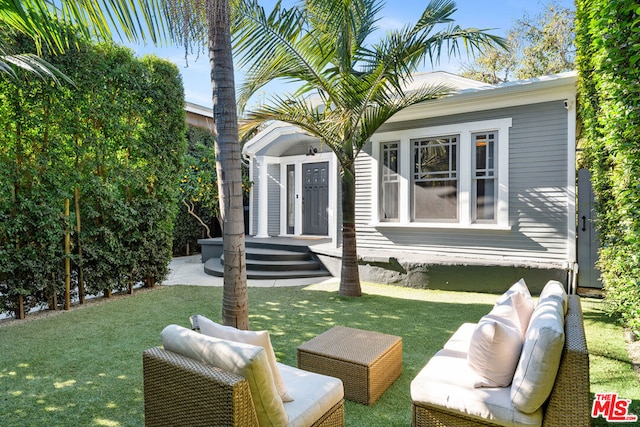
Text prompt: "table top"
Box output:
[[297, 326, 401, 366]]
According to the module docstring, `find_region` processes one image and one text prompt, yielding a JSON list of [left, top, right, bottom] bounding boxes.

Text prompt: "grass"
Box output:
[[0, 282, 638, 427]]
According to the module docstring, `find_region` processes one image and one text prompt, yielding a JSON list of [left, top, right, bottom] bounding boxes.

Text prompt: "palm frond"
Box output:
[[0, 52, 74, 85]]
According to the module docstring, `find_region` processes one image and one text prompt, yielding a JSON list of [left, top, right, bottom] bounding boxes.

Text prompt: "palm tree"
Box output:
[[3, 0, 250, 327], [205, 0, 249, 329], [234, 0, 505, 296], [0, 0, 168, 81]]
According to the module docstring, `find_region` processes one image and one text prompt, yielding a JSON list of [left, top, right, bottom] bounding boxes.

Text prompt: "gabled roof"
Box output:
[[241, 71, 578, 155], [387, 71, 577, 122]]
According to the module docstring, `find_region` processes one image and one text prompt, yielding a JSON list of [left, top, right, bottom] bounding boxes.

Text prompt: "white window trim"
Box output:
[[371, 118, 512, 230]]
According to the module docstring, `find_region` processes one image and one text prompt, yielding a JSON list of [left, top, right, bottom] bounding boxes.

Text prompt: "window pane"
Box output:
[[382, 182, 398, 219], [413, 180, 458, 220], [476, 178, 496, 220]]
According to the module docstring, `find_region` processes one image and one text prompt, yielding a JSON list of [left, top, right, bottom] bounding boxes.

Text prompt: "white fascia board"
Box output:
[[387, 72, 578, 123], [243, 121, 309, 157], [185, 102, 213, 117]]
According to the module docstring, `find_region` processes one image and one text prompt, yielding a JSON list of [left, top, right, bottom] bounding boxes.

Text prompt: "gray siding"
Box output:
[[267, 163, 281, 236], [355, 100, 571, 264], [250, 162, 282, 237]]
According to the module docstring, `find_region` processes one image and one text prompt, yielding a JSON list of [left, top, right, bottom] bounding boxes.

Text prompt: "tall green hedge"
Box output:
[[0, 35, 186, 317], [576, 0, 640, 335]]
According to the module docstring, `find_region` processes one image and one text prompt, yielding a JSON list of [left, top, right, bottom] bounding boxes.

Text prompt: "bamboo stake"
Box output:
[[74, 186, 85, 304], [64, 199, 71, 310], [16, 295, 24, 320]]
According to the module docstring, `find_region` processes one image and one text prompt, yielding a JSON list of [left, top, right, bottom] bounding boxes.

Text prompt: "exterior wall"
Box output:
[[251, 161, 259, 235], [355, 100, 571, 267], [267, 163, 281, 236]]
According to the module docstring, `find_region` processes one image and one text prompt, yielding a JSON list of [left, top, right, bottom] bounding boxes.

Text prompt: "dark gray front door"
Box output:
[[302, 162, 329, 235]]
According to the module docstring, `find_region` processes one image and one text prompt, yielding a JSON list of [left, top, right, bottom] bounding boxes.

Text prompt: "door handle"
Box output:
[[581, 215, 586, 232]]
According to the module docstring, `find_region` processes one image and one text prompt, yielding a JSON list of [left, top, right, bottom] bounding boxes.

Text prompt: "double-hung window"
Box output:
[[473, 132, 497, 222], [380, 142, 399, 221], [373, 118, 511, 229]]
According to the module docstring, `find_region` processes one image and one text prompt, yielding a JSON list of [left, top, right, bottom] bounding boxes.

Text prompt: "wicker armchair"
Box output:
[[143, 346, 344, 427], [412, 294, 590, 427]]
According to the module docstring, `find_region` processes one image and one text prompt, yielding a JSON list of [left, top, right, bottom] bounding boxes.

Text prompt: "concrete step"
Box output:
[[204, 257, 331, 279], [221, 255, 321, 271]]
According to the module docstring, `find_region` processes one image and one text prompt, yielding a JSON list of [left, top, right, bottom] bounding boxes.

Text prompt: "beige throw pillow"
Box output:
[[538, 280, 568, 315], [496, 279, 535, 337], [195, 314, 294, 402], [510, 298, 565, 413], [467, 296, 524, 388]]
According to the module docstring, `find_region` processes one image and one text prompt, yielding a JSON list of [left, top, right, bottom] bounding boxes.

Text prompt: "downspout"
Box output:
[[566, 95, 578, 294]]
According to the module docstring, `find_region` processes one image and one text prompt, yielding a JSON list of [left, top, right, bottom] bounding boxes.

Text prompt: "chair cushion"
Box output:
[[161, 324, 288, 427], [278, 363, 344, 427], [467, 302, 523, 387], [510, 298, 565, 413], [411, 349, 543, 427], [195, 314, 294, 402], [443, 322, 476, 354]]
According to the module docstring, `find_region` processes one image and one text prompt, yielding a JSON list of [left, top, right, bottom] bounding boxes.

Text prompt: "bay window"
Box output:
[[373, 118, 511, 229]]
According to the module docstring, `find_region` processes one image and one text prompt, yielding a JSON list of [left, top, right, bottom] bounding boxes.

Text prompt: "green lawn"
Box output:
[[0, 282, 638, 426]]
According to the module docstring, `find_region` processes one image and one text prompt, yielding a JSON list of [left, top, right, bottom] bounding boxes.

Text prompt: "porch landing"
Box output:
[[199, 237, 333, 280]]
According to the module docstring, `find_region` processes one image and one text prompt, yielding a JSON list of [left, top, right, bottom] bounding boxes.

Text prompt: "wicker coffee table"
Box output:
[[297, 326, 402, 405]]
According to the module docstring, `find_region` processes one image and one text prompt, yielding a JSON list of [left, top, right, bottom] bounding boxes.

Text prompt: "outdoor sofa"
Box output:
[[142, 316, 344, 427], [411, 279, 590, 427]]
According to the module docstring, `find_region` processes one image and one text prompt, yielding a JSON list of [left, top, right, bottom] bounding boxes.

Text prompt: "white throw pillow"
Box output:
[[161, 324, 288, 427], [510, 298, 565, 413], [496, 279, 535, 337], [467, 300, 523, 388], [195, 314, 294, 402], [538, 280, 568, 315]]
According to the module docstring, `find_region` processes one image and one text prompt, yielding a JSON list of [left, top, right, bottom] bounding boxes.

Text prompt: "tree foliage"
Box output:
[[462, 0, 575, 83], [576, 0, 640, 336], [0, 0, 170, 81], [0, 34, 186, 317]]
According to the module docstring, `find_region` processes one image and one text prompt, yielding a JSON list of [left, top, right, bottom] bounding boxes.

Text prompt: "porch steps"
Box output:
[[203, 242, 331, 280]]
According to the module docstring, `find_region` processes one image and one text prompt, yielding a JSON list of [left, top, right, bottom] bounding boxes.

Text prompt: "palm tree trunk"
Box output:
[[339, 165, 362, 296], [207, 0, 249, 329]]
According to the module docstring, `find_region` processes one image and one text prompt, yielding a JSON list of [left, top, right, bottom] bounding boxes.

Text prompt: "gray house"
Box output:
[[242, 71, 579, 293]]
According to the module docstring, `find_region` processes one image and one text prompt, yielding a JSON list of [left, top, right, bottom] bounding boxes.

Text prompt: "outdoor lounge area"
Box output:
[[0, 278, 639, 426]]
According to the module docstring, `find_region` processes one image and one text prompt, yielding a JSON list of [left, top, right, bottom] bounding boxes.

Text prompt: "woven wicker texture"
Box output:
[[311, 401, 345, 427], [412, 294, 590, 427], [297, 326, 402, 405], [143, 346, 345, 427], [143, 347, 259, 427]]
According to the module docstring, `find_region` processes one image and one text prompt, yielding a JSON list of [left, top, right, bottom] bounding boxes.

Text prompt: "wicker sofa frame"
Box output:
[[143, 346, 344, 427], [412, 294, 591, 427]]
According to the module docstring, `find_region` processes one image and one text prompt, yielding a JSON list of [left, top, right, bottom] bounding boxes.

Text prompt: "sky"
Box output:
[[125, 0, 575, 108]]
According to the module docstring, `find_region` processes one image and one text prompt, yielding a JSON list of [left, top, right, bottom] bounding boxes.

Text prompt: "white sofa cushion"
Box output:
[[538, 280, 568, 316], [467, 295, 524, 387], [510, 298, 565, 413], [279, 363, 344, 427], [195, 314, 294, 402], [496, 279, 535, 336], [161, 324, 288, 427], [411, 349, 543, 427], [443, 322, 476, 354]]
